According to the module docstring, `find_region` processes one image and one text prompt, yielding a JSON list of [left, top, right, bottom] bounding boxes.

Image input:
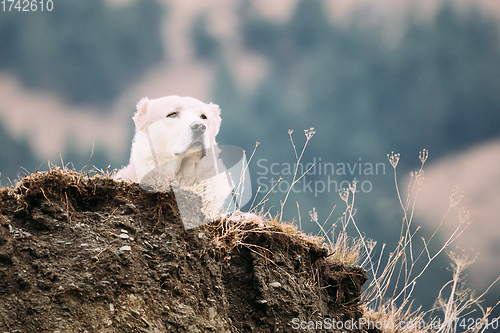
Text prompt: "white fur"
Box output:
[[115, 95, 232, 216]]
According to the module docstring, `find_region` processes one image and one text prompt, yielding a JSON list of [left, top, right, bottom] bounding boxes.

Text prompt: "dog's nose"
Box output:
[[191, 122, 206, 134]]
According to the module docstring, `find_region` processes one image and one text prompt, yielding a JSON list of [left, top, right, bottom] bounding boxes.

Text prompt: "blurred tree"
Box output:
[[241, 16, 282, 59], [287, 0, 332, 51], [0, 121, 40, 185], [0, 0, 165, 107], [236, 0, 500, 171], [374, 3, 500, 159], [191, 14, 221, 61]]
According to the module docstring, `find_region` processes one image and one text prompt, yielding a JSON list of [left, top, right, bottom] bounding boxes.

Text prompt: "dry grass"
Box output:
[[237, 128, 500, 332], [207, 210, 325, 255], [354, 150, 499, 332]]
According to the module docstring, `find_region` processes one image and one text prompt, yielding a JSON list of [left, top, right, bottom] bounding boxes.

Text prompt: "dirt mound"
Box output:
[[0, 169, 369, 332]]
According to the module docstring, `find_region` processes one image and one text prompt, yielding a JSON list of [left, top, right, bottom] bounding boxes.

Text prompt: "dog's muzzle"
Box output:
[[182, 121, 207, 158]]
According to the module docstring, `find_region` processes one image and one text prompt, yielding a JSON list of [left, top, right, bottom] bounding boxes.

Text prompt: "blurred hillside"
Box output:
[[1, 0, 500, 320]]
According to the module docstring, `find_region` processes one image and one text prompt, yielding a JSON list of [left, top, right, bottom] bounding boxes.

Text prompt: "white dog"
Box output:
[[115, 95, 233, 220]]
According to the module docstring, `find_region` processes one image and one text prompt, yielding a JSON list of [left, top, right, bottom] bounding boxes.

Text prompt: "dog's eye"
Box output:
[[200, 114, 207, 120], [167, 111, 178, 118]]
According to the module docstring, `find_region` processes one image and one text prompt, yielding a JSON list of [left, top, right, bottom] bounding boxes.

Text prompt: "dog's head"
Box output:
[[133, 95, 221, 159]]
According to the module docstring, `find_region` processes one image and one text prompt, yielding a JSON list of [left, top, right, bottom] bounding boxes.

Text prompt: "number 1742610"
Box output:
[[1, 0, 53, 12]]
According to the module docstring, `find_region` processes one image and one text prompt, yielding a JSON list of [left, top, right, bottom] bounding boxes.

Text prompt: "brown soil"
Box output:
[[0, 169, 370, 332]]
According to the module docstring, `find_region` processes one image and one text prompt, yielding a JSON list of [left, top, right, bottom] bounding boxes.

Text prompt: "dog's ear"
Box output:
[[208, 102, 222, 142], [209, 102, 221, 117], [133, 97, 150, 130]]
